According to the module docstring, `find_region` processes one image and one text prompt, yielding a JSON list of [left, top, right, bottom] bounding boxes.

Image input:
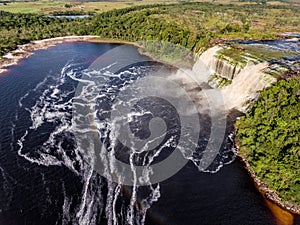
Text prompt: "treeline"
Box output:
[[89, 8, 197, 49], [0, 11, 87, 54], [237, 78, 300, 205], [0, 2, 300, 56]]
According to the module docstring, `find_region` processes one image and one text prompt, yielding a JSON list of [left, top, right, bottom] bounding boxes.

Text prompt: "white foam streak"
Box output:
[[15, 58, 231, 225]]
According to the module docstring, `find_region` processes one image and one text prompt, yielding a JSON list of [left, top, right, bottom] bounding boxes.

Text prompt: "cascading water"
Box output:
[[198, 46, 242, 80], [198, 37, 300, 112], [209, 57, 241, 80], [221, 62, 276, 112]]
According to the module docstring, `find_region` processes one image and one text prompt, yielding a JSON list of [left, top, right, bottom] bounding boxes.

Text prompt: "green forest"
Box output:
[[1, 2, 300, 56], [237, 78, 300, 205]]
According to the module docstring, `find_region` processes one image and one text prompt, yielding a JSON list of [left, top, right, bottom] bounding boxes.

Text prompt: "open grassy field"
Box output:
[[0, 0, 173, 14], [0, 0, 298, 14], [0, 0, 194, 14]]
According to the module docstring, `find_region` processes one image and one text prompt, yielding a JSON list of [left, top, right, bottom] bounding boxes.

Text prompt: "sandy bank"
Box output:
[[0, 36, 137, 75]]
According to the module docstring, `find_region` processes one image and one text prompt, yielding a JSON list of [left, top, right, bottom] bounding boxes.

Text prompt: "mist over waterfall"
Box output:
[[196, 45, 277, 112], [221, 62, 276, 111]]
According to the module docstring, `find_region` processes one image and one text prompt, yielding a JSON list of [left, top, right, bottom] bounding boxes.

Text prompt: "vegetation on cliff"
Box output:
[[236, 77, 300, 205]]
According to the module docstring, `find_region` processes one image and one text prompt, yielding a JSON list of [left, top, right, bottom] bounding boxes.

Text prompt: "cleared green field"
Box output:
[[83, 0, 176, 14], [1, 0, 295, 14], [0, 0, 180, 14], [0, 1, 69, 13]]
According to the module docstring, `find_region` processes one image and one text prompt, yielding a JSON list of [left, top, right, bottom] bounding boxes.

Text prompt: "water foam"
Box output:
[[15, 58, 234, 224]]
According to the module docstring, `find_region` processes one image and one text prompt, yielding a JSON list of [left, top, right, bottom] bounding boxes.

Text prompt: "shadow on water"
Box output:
[[143, 110, 276, 225], [145, 108, 300, 225]]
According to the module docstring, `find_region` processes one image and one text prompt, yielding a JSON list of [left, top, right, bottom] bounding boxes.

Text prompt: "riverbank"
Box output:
[[234, 72, 300, 218], [0, 36, 140, 75], [0, 36, 192, 76], [228, 110, 300, 222], [1, 32, 298, 75], [237, 150, 300, 216]]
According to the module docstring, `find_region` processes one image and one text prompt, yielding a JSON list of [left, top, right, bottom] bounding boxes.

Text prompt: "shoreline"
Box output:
[[1, 33, 297, 75], [237, 151, 300, 216], [0, 36, 139, 75], [207, 32, 300, 47], [0, 35, 180, 76]]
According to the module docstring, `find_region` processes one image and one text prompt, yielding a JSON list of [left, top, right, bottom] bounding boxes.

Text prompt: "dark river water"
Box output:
[[0, 42, 298, 225]]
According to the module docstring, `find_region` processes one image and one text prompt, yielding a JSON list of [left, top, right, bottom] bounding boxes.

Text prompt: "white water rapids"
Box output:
[[15, 54, 235, 225]]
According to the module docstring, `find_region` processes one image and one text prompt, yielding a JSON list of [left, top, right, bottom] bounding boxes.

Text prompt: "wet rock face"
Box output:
[[209, 57, 241, 80], [279, 68, 300, 80], [198, 45, 243, 81]]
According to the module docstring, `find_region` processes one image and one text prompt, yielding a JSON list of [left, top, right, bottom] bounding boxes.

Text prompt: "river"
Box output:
[[0, 41, 299, 225]]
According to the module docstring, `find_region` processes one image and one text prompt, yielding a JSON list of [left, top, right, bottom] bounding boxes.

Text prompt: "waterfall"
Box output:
[[199, 46, 241, 80], [209, 57, 241, 80], [196, 46, 276, 112], [221, 62, 276, 112]]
